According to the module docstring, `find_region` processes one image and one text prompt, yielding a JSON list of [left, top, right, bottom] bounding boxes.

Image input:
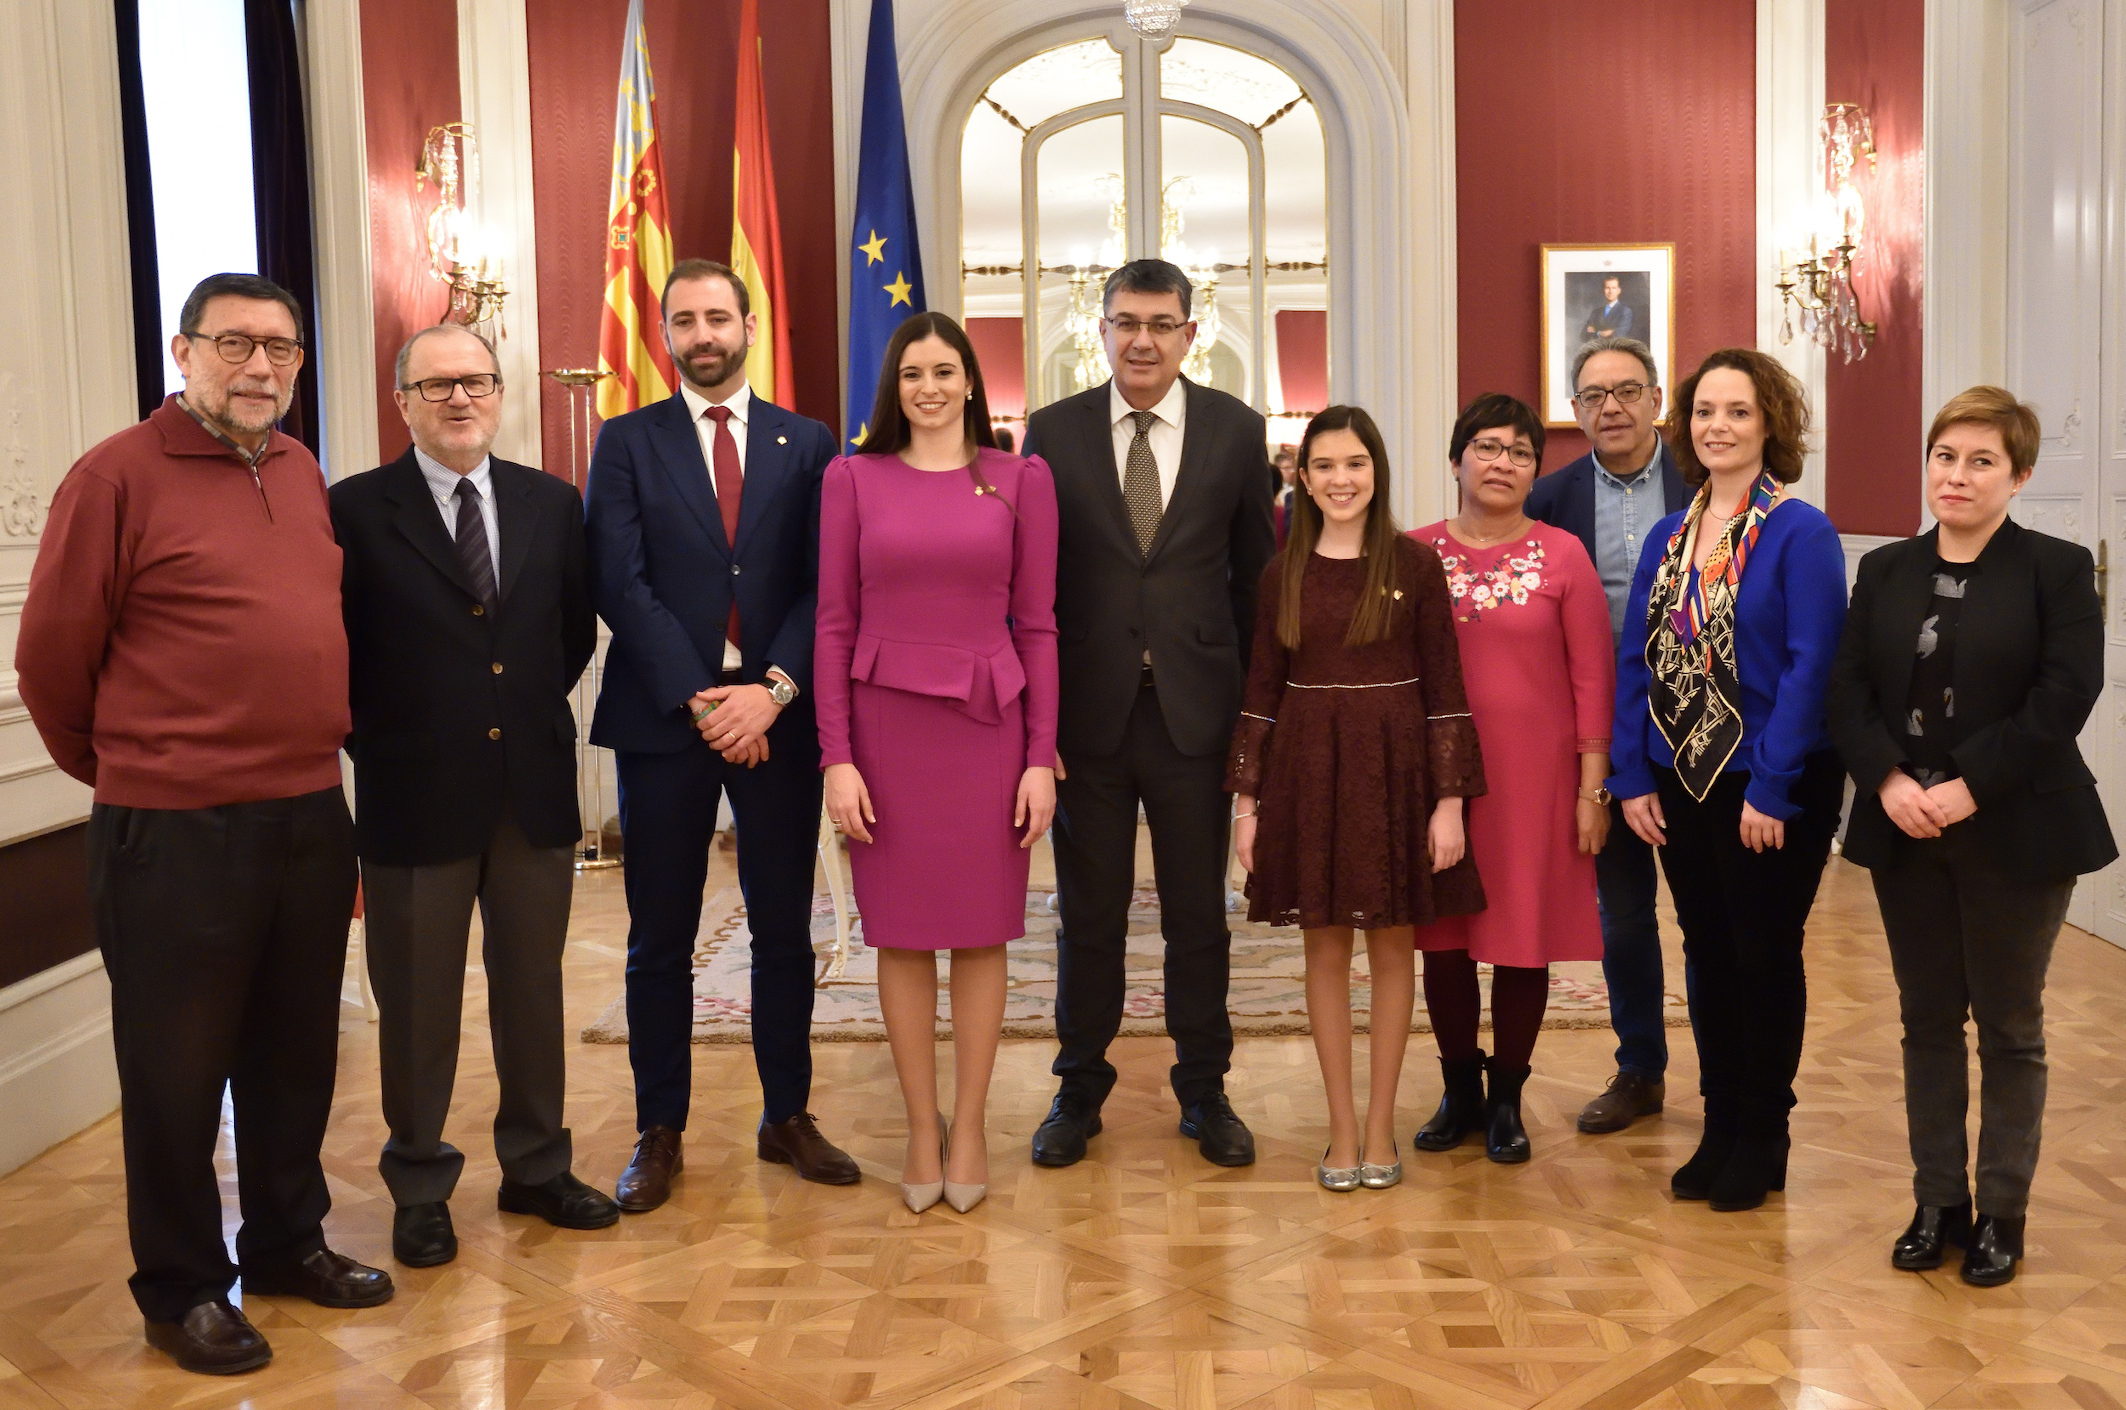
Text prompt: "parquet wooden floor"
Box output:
[[6, 852, 2126, 1410]]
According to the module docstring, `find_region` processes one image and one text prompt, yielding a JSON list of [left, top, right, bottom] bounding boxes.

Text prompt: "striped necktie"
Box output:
[[453, 478, 498, 614]]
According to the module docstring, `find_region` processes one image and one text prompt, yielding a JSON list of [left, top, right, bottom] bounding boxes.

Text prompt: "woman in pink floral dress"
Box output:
[[1408, 393, 1617, 1164]]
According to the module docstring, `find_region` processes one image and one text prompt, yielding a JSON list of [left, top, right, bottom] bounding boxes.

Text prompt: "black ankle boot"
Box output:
[[1708, 1131, 1790, 1212], [1891, 1200, 1972, 1271], [1412, 1053, 1486, 1152], [1484, 1061, 1531, 1164], [1960, 1214, 2025, 1286], [1671, 1123, 1739, 1200]]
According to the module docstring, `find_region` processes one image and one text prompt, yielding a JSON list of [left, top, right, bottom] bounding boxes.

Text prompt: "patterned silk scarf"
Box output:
[[1644, 471, 1782, 801]]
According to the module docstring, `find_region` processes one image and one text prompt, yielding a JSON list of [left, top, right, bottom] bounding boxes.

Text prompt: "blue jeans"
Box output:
[[1597, 800, 1672, 1080]]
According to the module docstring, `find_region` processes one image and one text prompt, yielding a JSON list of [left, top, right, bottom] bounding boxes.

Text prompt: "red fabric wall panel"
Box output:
[[1454, 1, 1757, 475], [526, 0, 839, 479], [965, 317, 1025, 420], [1274, 310, 1328, 415], [359, 0, 460, 464], [1824, 0, 1925, 536]]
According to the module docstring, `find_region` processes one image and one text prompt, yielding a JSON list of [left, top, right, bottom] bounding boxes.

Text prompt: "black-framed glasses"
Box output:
[[1102, 315, 1189, 338], [401, 374, 503, 401], [187, 331, 303, 367], [1469, 437, 1537, 469], [1573, 381, 1650, 411]]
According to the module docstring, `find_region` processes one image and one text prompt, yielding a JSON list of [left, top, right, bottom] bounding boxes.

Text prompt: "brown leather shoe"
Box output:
[[617, 1125, 683, 1212], [758, 1113, 861, 1185], [239, 1248, 394, 1308], [1576, 1071, 1666, 1134], [144, 1300, 271, 1375]]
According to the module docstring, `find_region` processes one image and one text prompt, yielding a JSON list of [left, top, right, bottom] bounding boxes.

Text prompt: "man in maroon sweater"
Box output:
[[15, 274, 393, 1376]]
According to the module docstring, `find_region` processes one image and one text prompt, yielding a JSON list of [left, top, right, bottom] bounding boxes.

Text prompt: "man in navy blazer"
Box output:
[[585, 259, 851, 1209], [1580, 276, 1636, 341], [1525, 335, 1688, 1136]]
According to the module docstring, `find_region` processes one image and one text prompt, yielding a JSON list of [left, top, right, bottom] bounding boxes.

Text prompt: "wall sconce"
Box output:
[[1776, 102, 1876, 363], [416, 123, 509, 331]]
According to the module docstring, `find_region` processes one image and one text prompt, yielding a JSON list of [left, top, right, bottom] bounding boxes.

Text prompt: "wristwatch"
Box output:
[[765, 671, 798, 708], [1578, 786, 1613, 806]]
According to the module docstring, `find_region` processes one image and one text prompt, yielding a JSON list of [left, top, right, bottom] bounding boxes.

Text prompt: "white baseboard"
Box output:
[[1840, 532, 1904, 590], [0, 952, 118, 1177]]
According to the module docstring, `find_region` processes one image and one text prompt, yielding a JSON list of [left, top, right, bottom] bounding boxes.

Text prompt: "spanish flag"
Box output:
[[731, 0, 794, 405], [596, 0, 677, 419]]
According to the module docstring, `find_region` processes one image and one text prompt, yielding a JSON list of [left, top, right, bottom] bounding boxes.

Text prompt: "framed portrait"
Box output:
[[1538, 244, 1675, 427]]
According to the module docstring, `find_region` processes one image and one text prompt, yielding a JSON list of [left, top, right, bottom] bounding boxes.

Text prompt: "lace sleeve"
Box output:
[[1411, 541, 1487, 799], [1223, 557, 1290, 797]]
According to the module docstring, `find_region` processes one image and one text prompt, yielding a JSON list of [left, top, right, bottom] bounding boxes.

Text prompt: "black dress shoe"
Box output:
[[1671, 1124, 1740, 1200], [143, 1300, 271, 1375], [1031, 1092, 1103, 1168], [1707, 1132, 1790, 1213], [1961, 1214, 2025, 1286], [1483, 1061, 1532, 1164], [499, 1171, 622, 1229], [241, 1248, 395, 1308], [1891, 1200, 1971, 1271], [1180, 1093, 1256, 1167], [1413, 1053, 1486, 1153], [393, 1201, 457, 1267]]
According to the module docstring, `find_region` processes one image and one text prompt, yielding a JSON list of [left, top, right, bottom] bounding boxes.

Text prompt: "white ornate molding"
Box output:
[[1756, 0, 1827, 511], [1838, 531, 1903, 591], [458, 0, 546, 468], [304, 0, 381, 481], [0, 373, 40, 538]]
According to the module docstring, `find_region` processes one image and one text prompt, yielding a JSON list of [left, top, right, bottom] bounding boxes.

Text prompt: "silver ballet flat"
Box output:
[[943, 1119, 987, 1213], [1317, 1147, 1363, 1192], [901, 1117, 948, 1214], [1359, 1142, 1403, 1189]]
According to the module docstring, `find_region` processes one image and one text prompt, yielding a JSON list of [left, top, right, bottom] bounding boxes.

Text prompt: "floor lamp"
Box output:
[[543, 368, 621, 871]]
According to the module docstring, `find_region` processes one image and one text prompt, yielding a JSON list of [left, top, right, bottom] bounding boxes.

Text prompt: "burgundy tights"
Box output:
[[1421, 948, 1548, 1070]]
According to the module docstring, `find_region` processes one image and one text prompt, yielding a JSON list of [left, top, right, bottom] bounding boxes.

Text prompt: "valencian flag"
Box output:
[[731, 0, 794, 404], [595, 0, 677, 419], [844, 0, 925, 447]]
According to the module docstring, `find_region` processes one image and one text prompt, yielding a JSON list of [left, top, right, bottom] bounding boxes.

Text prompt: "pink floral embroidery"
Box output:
[[1432, 536, 1547, 618]]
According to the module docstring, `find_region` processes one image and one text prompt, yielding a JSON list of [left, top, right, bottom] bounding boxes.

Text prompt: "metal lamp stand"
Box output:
[[545, 367, 621, 871]]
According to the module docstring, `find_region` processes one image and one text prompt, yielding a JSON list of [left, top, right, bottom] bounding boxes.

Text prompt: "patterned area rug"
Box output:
[[579, 887, 1691, 1044]]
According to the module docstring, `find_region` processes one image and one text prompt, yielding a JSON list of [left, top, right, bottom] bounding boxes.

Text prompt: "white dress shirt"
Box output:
[[1108, 377, 1187, 509], [415, 447, 499, 571], [678, 380, 753, 671]]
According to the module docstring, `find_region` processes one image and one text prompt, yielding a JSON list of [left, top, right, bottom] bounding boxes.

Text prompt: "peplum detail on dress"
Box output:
[[851, 633, 1028, 725]]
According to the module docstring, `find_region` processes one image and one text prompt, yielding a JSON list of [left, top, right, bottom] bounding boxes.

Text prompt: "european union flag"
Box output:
[[845, 0, 925, 448]]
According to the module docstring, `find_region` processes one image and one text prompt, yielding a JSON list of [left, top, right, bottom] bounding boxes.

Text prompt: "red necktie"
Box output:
[[706, 404, 743, 651]]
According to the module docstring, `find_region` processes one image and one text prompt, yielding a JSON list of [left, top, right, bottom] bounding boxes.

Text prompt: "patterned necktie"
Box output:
[[452, 478, 497, 614], [706, 404, 743, 649], [1123, 409, 1163, 556]]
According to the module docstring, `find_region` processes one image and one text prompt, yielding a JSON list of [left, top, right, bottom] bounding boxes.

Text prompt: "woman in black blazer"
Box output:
[[1829, 386, 2115, 1289]]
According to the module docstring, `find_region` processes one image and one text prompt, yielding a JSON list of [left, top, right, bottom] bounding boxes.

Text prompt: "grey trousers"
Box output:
[[362, 820, 576, 1205], [1872, 838, 2074, 1220]]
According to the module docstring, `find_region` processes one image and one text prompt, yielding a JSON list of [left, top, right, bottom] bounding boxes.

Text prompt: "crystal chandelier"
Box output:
[[1123, 0, 1188, 39], [1160, 179, 1220, 384], [416, 123, 509, 331], [1775, 103, 1876, 363]]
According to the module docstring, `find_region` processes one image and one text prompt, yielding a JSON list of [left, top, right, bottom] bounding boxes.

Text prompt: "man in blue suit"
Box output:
[[1580, 276, 1635, 341], [586, 259, 851, 1209], [1525, 334, 1687, 1136]]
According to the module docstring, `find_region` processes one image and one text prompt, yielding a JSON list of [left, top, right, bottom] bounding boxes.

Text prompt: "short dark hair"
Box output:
[[1666, 347, 1812, 485], [1449, 392, 1546, 467], [662, 258, 749, 319], [1571, 335, 1659, 389], [1101, 259, 1193, 319], [179, 273, 303, 338], [1928, 385, 2042, 476]]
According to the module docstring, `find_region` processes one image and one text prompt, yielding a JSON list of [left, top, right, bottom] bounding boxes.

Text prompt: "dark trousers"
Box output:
[[617, 735, 823, 1130], [1052, 678, 1233, 1109], [1596, 804, 1678, 1079], [1872, 837, 2073, 1220], [1654, 751, 1843, 1132], [362, 819, 576, 1205], [87, 787, 357, 1323]]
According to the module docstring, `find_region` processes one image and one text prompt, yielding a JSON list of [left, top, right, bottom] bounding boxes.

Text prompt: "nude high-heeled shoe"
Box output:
[[942, 1120, 986, 1213], [901, 1117, 947, 1214]]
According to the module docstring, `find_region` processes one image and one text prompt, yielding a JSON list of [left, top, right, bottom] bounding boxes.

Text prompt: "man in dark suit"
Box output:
[[1581, 276, 1636, 341], [586, 259, 849, 1208], [1525, 334, 1689, 1136], [1022, 259, 1276, 1169], [333, 325, 618, 1267]]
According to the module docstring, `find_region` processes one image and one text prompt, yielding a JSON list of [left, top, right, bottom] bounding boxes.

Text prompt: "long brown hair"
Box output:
[[855, 312, 1010, 503], [1665, 347, 1812, 485], [1278, 406, 1403, 650]]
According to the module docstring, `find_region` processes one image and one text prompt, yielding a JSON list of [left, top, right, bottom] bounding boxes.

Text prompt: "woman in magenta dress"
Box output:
[[1409, 393, 1617, 1164], [815, 312, 1059, 1215]]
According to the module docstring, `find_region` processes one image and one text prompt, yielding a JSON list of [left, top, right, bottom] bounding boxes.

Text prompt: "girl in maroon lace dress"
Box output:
[[1229, 406, 1487, 1193]]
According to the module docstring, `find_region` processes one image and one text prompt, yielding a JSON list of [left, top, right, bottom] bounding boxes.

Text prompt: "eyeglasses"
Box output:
[[1102, 316, 1189, 339], [1573, 381, 1650, 411], [401, 374, 503, 401], [187, 331, 303, 367], [1468, 437, 1537, 469]]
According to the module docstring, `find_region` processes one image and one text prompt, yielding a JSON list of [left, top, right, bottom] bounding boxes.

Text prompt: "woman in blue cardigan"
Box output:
[[1611, 348, 1848, 1213]]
